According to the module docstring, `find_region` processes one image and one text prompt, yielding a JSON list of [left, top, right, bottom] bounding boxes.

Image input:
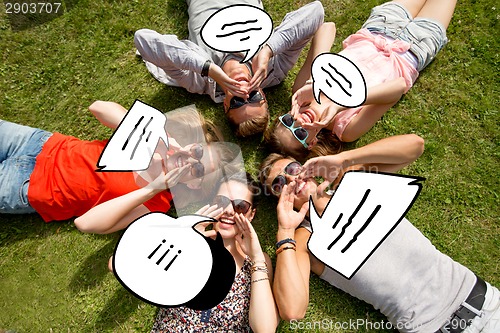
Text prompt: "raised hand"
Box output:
[[301, 155, 345, 194], [277, 181, 309, 231], [208, 63, 249, 98], [193, 204, 223, 238], [234, 213, 265, 262], [248, 45, 273, 92]]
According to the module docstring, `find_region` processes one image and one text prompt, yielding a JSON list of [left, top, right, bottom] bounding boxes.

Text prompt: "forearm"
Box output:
[[364, 77, 407, 105], [74, 187, 159, 234], [339, 134, 425, 168], [134, 29, 207, 73], [267, 1, 324, 56], [88, 101, 127, 129], [293, 22, 336, 92], [273, 229, 310, 321], [249, 255, 279, 332]]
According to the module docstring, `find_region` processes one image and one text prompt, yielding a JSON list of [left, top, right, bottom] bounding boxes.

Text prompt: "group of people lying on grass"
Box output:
[[2, 0, 498, 332]]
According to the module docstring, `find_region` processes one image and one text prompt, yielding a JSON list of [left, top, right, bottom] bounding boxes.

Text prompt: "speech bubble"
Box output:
[[311, 53, 367, 108], [200, 4, 273, 63], [308, 171, 423, 279], [113, 212, 235, 309], [97, 100, 169, 171]]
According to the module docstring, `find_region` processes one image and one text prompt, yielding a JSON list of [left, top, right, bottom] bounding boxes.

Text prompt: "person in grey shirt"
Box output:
[[134, 0, 324, 137]]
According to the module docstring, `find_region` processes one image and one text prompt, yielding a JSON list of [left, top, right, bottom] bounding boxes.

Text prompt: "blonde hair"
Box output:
[[165, 104, 224, 144], [234, 114, 269, 137]]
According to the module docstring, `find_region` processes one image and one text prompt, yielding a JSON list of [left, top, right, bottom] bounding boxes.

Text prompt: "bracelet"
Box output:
[[247, 256, 267, 267], [251, 266, 269, 274], [304, 79, 313, 85], [201, 59, 212, 77], [251, 277, 269, 283], [275, 238, 296, 249], [276, 245, 296, 255]]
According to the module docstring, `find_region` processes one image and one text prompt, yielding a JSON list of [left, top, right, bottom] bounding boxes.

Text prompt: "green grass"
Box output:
[[0, 0, 499, 332]]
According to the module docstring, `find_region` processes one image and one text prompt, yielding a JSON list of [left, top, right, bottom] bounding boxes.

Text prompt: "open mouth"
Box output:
[[300, 109, 315, 123], [295, 181, 306, 195], [219, 217, 236, 225]]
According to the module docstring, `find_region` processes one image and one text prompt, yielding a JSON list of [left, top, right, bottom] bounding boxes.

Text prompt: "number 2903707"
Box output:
[[5, 2, 62, 14]]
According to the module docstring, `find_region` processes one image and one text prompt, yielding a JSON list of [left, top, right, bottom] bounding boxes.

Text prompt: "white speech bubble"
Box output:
[[311, 53, 367, 108], [97, 100, 169, 171], [113, 213, 215, 307], [201, 4, 273, 63], [308, 171, 423, 279]]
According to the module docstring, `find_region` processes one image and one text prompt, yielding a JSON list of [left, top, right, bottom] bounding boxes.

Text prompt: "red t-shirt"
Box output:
[[28, 133, 172, 222]]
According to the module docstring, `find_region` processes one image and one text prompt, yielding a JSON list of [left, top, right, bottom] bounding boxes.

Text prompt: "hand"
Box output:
[[234, 213, 265, 261], [291, 84, 314, 117], [301, 154, 345, 194], [248, 45, 273, 91], [302, 102, 343, 132], [208, 63, 249, 98], [193, 204, 223, 238], [145, 163, 191, 191], [276, 181, 309, 231]]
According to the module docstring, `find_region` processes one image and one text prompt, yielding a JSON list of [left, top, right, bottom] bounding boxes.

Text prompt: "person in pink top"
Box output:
[[265, 0, 457, 160]]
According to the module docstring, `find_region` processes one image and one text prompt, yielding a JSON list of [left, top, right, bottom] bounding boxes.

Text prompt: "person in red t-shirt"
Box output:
[[0, 101, 228, 234]]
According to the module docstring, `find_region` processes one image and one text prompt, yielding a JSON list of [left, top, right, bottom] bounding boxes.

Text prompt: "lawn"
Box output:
[[0, 0, 498, 332]]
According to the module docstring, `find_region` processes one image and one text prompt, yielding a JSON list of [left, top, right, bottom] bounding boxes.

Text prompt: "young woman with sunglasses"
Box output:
[[151, 172, 280, 333], [266, 0, 457, 161], [0, 101, 227, 234], [259, 134, 500, 333]]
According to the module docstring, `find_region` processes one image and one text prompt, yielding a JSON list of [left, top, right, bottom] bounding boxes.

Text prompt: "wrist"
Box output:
[[277, 228, 296, 240], [263, 44, 273, 59], [201, 60, 212, 77]]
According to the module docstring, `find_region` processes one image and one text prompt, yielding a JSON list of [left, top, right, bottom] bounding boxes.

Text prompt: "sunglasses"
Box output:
[[279, 114, 309, 148], [228, 90, 265, 111], [271, 161, 302, 195], [188, 144, 205, 178], [213, 195, 252, 214]]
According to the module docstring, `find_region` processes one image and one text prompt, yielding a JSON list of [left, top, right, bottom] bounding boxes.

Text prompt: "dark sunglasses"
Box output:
[[279, 114, 309, 148], [213, 195, 252, 214], [228, 90, 265, 111], [185, 144, 204, 178], [271, 161, 302, 195]]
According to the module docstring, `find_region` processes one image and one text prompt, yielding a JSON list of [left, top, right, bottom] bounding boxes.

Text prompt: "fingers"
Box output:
[[195, 204, 223, 218], [317, 180, 331, 195]]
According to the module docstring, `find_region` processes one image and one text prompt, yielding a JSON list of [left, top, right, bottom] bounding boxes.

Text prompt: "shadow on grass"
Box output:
[[0, 214, 74, 246], [69, 237, 118, 292], [4, 0, 80, 31], [69, 236, 147, 332]]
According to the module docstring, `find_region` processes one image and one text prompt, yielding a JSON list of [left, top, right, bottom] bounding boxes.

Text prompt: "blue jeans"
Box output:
[[0, 120, 52, 214]]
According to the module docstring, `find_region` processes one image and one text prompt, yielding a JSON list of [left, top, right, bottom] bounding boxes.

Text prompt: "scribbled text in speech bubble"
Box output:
[[201, 4, 273, 63], [311, 53, 367, 108], [97, 100, 169, 171], [113, 213, 235, 309], [308, 171, 423, 279]]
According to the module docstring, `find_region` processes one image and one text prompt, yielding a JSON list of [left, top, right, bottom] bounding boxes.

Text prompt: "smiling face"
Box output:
[[264, 158, 319, 209], [213, 179, 256, 239], [274, 103, 324, 153], [222, 60, 269, 126], [165, 143, 217, 188]]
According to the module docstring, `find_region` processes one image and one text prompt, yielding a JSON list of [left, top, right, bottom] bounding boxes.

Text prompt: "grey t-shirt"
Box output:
[[300, 217, 475, 332]]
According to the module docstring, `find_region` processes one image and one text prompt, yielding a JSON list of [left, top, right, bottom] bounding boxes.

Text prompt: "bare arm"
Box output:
[[301, 134, 425, 192], [273, 182, 311, 320], [74, 187, 157, 234], [293, 22, 337, 93], [364, 77, 407, 105], [234, 214, 280, 332], [88, 100, 128, 129]]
